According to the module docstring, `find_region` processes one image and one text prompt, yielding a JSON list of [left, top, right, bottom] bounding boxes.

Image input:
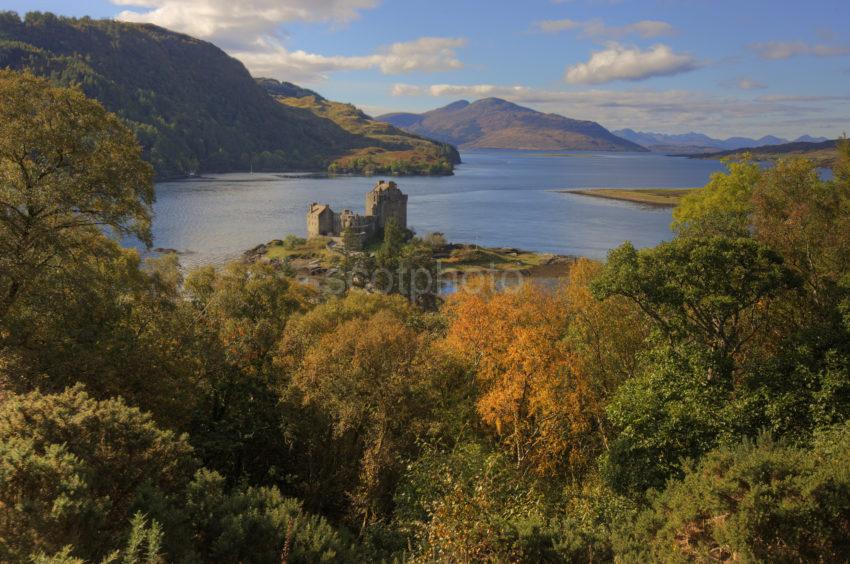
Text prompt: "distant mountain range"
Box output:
[[378, 99, 646, 152], [613, 129, 829, 153], [0, 12, 458, 177]]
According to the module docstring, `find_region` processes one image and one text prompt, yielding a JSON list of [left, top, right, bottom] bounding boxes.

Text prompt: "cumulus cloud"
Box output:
[[750, 41, 850, 60], [564, 43, 698, 84], [535, 18, 674, 39], [112, 1, 465, 82], [114, 0, 379, 44], [375, 37, 465, 74], [232, 37, 465, 82], [388, 82, 847, 137], [392, 83, 536, 98]]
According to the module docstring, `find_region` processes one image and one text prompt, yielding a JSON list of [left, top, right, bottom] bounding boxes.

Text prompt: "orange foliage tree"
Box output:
[[443, 261, 648, 476]]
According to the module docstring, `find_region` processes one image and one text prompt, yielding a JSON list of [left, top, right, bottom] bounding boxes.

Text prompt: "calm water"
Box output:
[[135, 150, 727, 266]]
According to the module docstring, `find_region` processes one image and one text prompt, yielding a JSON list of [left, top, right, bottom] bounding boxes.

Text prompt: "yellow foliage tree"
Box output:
[[444, 263, 648, 476]]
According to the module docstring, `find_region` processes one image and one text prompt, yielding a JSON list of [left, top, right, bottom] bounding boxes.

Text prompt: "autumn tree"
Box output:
[[0, 70, 154, 324], [278, 293, 462, 528]]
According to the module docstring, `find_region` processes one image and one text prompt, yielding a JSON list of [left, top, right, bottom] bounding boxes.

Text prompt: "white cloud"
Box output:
[[388, 82, 848, 137], [565, 43, 698, 84], [232, 37, 465, 82], [735, 78, 767, 90], [392, 83, 536, 98], [375, 37, 465, 74], [750, 41, 850, 60], [112, 1, 465, 82], [114, 0, 379, 43], [535, 18, 674, 39]]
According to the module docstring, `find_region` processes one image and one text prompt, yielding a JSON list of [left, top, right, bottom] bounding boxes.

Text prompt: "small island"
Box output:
[[244, 180, 576, 290]]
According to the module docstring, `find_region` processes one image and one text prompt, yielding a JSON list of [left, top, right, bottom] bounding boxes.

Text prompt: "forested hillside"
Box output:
[[0, 12, 458, 178], [273, 92, 460, 176], [2, 72, 850, 561]]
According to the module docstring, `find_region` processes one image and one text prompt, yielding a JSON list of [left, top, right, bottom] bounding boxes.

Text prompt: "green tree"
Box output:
[[593, 237, 796, 379], [375, 217, 407, 271], [0, 386, 196, 562], [620, 424, 850, 561], [182, 262, 309, 483], [0, 70, 154, 324], [672, 158, 761, 238], [185, 469, 354, 563]]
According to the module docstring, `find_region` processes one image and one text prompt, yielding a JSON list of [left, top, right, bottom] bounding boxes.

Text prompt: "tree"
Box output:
[[593, 237, 797, 379], [185, 469, 353, 563], [375, 217, 406, 271], [0, 70, 154, 324], [182, 262, 310, 483], [445, 263, 649, 477], [288, 307, 436, 526], [0, 386, 196, 562], [277, 293, 463, 528], [620, 424, 850, 561], [672, 158, 761, 238], [751, 154, 850, 311], [445, 283, 572, 473]]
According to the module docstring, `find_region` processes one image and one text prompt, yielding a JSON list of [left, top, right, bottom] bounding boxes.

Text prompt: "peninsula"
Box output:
[[561, 187, 696, 207]]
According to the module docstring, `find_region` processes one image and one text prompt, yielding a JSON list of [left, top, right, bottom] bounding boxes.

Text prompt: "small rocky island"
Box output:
[[245, 180, 576, 291]]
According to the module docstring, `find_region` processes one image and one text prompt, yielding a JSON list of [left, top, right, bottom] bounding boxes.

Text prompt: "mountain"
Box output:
[[697, 139, 841, 168], [615, 129, 830, 153], [0, 12, 458, 177], [378, 98, 646, 152], [794, 134, 830, 143], [266, 90, 460, 175]]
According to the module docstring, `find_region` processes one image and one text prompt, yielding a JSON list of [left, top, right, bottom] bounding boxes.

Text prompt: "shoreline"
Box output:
[[244, 239, 578, 288]]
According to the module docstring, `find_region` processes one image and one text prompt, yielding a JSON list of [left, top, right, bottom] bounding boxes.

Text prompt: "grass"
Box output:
[[438, 246, 555, 274], [264, 236, 338, 266], [561, 187, 697, 207], [259, 237, 571, 279]]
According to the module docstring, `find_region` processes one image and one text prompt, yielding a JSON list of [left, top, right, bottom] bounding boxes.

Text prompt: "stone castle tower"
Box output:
[[306, 180, 408, 248], [365, 180, 407, 230]]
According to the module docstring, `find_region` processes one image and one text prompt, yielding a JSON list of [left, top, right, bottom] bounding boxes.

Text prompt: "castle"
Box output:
[[307, 180, 408, 249]]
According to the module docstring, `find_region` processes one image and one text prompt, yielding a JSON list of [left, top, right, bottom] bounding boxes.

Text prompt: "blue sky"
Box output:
[[6, 0, 850, 138]]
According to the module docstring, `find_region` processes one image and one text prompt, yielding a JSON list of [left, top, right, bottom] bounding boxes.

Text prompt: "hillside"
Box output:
[[378, 98, 646, 152], [695, 139, 841, 167], [615, 128, 829, 153], [0, 12, 457, 177], [265, 87, 461, 176]]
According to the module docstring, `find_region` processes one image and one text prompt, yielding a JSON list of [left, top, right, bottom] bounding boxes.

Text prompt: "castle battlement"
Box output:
[[306, 181, 408, 249]]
